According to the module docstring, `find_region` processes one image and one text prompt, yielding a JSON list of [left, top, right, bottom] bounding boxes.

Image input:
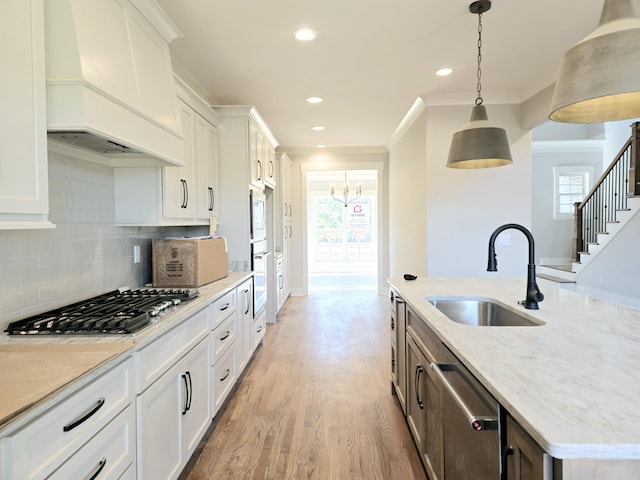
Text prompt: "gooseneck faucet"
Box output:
[[487, 223, 544, 310]]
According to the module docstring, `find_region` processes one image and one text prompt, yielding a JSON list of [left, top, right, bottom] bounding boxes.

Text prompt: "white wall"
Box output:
[[575, 210, 640, 309], [424, 103, 533, 278], [605, 119, 640, 167], [388, 105, 427, 278], [531, 145, 603, 264]]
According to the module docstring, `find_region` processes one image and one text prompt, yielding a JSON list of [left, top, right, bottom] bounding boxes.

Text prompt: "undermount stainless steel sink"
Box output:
[[426, 297, 544, 327]]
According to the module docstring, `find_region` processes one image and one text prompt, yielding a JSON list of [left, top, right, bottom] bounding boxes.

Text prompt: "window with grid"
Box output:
[[554, 166, 592, 219]]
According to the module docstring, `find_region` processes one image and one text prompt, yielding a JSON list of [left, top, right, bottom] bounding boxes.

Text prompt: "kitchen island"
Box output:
[[389, 276, 640, 478]]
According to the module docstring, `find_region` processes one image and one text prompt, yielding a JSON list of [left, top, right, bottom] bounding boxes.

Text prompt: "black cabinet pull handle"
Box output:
[[180, 179, 187, 208], [244, 289, 251, 314], [219, 331, 230, 341], [181, 373, 189, 415], [208, 187, 214, 211], [220, 369, 230, 382], [257, 160, 262, 181], [257, 325, 263, 333], [184, 180, 189, 208], [87, 458, 107, 480], [415, 365, 425, 410], [63, 397, 105, 432], [502, 445, 515, 477], [186, 371, 193, 412], [220, 302, 230, 311]]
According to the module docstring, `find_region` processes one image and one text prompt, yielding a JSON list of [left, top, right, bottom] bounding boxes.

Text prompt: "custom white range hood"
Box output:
[[44, 0, 185, 167]]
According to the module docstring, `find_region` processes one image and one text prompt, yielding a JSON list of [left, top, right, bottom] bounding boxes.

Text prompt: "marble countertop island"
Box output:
[[388, 276, 640, 460]]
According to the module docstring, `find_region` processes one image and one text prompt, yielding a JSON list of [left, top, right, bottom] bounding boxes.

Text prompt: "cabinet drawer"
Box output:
[[212, 345, 236, 413], [209, 290, 236, 328], [5, 358, 133, 480], [252, 309, 266, 349], [406, 305, 443, 362], [49, 404, 135, 480], [135, 307, 209, 393], [275, 255, 284, 271], [212, 312, 236, 363]]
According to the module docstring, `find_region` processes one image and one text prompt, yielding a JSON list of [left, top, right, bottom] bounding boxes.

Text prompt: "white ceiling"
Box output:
[[156, 0, 605, 150]]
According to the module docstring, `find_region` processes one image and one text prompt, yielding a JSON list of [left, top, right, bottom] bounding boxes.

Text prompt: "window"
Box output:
[[553, 166, 592, 219]]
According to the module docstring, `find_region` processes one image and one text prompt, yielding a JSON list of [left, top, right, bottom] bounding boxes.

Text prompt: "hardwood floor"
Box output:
[[185, 288, 426, 480]]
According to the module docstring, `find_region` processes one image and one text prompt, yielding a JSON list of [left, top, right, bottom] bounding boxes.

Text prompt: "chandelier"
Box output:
[[330, 171, 362, 208]]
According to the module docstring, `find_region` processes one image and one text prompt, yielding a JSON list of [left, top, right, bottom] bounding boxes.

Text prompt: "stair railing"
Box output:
[[573, 122, 640, 262]]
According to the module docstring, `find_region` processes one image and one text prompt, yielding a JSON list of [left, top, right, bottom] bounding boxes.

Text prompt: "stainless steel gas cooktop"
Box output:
[[5, 287, 199, 336]]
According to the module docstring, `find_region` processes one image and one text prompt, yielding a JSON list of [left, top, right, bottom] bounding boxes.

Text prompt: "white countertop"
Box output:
[[388, 276, 640, 460], [0, 272, 252, 432]]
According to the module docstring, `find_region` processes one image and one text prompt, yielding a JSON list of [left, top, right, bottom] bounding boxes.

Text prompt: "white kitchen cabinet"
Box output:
[[0, 0, 53, 229], [113, 80, 221, 226], [250, 123, 265, 190], [162, 99, 198, 220], [48, 405, 135, 480], [253, 308, 267, 350], [195, 114, 219, 220], [136, 336, 210, 480], [213, 106, 278, 269], [180, 337, 211, 457], [250, 121, 276, 189], [135, 306, 210, 480], [236, 278, 254, 374], [212, 339, 237, 414], [276, 254, 286, 313], [3, 357, 134, 480], [264, 143, 277, 188], [209, 289, 237, 329], [209, 290, 238, 416], [276, 152, 293, 303]]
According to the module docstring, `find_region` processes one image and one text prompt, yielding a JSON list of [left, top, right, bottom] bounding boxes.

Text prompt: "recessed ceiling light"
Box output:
[[436, 68, 453, 76], [294, 28, 317, 41], [311, 125, 325, 131], [316, 144, 326, 148], [306, 97, 323, 104]]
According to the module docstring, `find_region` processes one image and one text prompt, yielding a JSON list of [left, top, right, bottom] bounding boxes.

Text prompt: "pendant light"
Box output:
[[549, 0, 640, 123], [447, 0, 512, 169]]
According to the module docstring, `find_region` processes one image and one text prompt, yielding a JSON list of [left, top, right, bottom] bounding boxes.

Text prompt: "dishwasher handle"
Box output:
[[430, 362, 499, 432]]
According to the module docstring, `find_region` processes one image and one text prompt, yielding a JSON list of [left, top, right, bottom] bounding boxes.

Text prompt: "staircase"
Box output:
[[539, 196, 640, 283], [539, 122, 640, 284]]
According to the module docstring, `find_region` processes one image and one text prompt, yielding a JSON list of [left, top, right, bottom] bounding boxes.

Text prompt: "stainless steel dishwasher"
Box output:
[[431, 347, 503, 479]]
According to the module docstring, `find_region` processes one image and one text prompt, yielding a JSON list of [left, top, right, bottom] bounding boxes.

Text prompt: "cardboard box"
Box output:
[[152, 237, 228, 287]]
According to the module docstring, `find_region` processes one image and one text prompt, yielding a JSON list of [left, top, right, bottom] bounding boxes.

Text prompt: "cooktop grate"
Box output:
[[5, 288, 198, 335]]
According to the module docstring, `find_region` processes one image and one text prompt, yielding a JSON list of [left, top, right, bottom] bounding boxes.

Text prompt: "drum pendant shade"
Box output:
[[549, 0, 640, 123], [447, 105, 512, 169], [446, 0, 512, 169]]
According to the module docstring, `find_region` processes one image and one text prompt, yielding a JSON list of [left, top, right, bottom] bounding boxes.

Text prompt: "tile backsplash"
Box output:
[[0, 150, 207, 330]]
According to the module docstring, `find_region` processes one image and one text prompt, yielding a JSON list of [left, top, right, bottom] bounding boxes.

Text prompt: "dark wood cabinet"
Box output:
[[390, 289, 407, 414], [505, 414, 552, 480], [405, 305, 443, 480]]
